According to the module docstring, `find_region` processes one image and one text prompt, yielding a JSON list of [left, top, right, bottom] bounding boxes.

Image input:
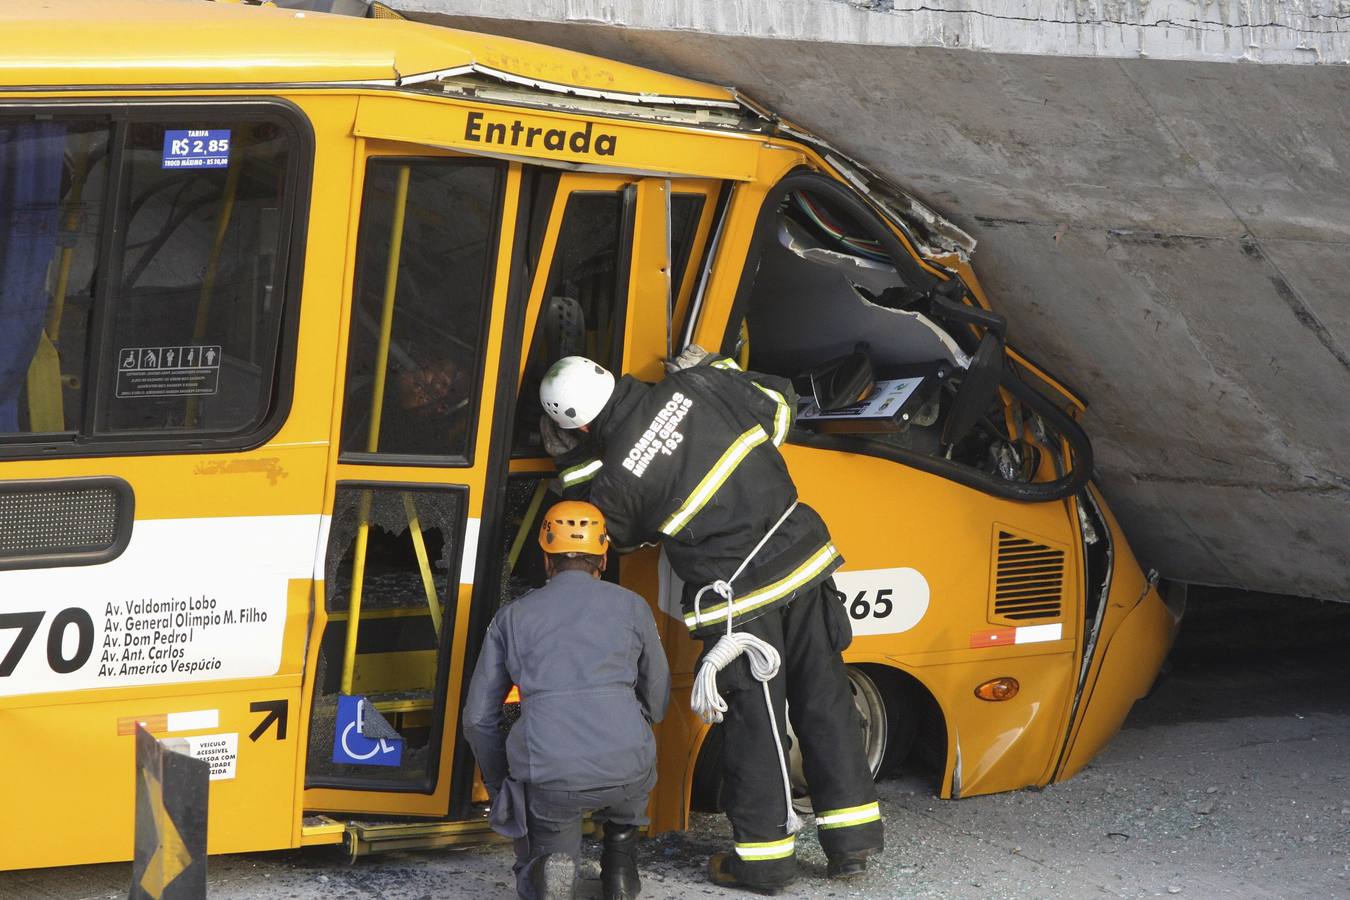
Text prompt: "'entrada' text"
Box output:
[[464, 111, 618, 156]]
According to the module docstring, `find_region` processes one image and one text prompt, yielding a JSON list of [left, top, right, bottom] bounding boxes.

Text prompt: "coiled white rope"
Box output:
[[689, 504, 803, 833]]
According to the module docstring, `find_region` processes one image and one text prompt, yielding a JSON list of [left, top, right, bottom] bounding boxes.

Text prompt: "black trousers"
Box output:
[[702, 580, 884, 888], [512, 770, 655, 900]]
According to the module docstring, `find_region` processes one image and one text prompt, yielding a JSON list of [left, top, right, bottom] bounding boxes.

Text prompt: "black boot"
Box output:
[[600, 822, 641, 900], [529, 852, 576, 899]]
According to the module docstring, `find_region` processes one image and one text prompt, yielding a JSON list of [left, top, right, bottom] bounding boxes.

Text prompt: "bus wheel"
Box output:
[[848, 665, 892, 778]]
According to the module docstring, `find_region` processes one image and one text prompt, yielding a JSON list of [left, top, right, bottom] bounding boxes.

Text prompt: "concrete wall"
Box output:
[[402, 1, 1350, 600]]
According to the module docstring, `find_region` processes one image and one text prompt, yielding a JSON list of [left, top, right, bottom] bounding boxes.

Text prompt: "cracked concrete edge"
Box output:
[[400, 0, 1350, 65]]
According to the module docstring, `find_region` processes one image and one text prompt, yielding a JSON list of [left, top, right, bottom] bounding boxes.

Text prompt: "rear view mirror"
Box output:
[[808, 345, 876, 412]]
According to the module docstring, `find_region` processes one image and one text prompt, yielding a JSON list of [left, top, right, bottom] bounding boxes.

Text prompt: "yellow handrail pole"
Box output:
[[185, 157, 243, 427], [402, 492, 442, 638], [339, 164, 412, 696], [341, 490, 375, 696], [506, 480, 550, 575], [48, 131, 92, 341], [191, 160, 242, 343]]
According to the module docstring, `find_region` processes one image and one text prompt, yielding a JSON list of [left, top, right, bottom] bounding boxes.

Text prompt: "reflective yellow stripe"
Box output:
[[753, 382, 790, 446], [734, 836, 796, 860], [685, 542, 839, 630], [815, 801, 882, 829], [560, 458, 602, 486], [710, 357, 742, 371], [659, 426, 767, 536]]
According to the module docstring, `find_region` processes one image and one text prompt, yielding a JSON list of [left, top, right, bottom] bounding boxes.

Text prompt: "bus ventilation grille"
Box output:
[[991, 529, 1065, 623], [0, 478, 131, 569], [0, 488, 118, 554]]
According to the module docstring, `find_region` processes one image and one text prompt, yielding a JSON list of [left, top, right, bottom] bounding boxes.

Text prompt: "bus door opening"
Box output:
[[302, 151, 513, 818]]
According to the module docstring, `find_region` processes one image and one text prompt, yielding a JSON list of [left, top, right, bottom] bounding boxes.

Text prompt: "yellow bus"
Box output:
[[0, 0, 1182, 870]]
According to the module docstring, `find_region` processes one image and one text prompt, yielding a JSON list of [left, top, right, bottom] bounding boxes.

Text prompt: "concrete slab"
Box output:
[[396, 3, 1350, 599]]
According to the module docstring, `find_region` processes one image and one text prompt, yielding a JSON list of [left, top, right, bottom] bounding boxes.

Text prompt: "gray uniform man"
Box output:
[[463, 500, 671, 900]]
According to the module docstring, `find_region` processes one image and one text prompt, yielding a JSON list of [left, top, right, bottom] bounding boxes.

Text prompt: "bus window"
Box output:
[[668, 192, 704, 305], [0, 111, 301, 448], [511, 184, 707, 456], [99, 119, 293, 436], [339, 159, 502, 462], [0, 120, 109, 437], [307, 483, 467, 789], [512, 190, 627, 455]]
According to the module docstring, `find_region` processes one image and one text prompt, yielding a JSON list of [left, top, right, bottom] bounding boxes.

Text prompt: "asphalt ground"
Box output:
[[5, 590, 1349, 899]]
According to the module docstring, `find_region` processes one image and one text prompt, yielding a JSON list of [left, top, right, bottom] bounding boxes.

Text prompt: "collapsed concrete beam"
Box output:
[[401, 1, 1350, 601], [400, 0, 1350, 65]]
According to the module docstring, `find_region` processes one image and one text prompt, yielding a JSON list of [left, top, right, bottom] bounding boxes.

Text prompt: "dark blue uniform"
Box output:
[[463, 570, 669, 899]]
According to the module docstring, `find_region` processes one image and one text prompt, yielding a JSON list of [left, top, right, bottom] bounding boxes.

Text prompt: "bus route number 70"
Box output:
[[0, 609, 96, 676]]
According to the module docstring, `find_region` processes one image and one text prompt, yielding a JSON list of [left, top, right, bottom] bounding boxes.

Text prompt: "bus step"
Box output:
[[341, 816, 503, 859], [301, 815, 346, 846]]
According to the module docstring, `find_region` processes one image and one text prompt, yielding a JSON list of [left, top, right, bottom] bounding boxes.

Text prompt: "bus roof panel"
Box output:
[[0, 0, 736, 105]]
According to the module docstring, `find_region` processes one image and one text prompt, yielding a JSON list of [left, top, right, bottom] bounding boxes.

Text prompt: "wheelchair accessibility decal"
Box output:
[[333, 695, 403, 767]]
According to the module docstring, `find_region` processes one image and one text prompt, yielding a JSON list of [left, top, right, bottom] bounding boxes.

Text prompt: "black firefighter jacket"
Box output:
[[557, 356, 842, 638], [462, 570, 670, 793]]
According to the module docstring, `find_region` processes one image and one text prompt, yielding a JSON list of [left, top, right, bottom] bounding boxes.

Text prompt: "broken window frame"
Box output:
[[716, 168, 1094, 503]]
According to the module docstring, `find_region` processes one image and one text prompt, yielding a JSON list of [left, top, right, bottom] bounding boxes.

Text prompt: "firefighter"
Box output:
[[538, 351, 883, 894], [462, 500, 670, 900]]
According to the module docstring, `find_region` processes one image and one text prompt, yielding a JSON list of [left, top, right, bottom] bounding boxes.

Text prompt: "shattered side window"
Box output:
[[306, 483, 465, 789]]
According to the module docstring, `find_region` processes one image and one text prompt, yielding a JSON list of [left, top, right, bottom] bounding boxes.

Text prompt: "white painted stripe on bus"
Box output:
[[0, 514, 324, 698], [312, 513, 332, 582], [460, 517, 481, 585], [1015, 623, 1063, 644], [166, 709, 219, 732]]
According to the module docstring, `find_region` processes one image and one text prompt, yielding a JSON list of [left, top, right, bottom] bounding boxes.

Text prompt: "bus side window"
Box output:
[[98, 120, 293, 436], [0, 113, 300, 446], [0, 120, 110, 437], [338, 158, 503, 462]]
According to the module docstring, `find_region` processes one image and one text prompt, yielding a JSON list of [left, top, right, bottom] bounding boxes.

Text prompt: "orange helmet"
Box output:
[[537, 501, 609, 556]]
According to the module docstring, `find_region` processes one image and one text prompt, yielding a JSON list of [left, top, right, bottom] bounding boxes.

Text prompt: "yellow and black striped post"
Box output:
[[130, 724, 208, 900]]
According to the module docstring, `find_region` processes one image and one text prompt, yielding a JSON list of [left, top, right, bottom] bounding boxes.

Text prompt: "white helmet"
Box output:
[[540, 356, 615, 429]]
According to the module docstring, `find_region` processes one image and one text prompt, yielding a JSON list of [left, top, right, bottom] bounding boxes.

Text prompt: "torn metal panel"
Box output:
[[732, 88, 977, 261], [748, 218, 969, 375], [424, 74, 754, 129], [403, 61, 742, 107]]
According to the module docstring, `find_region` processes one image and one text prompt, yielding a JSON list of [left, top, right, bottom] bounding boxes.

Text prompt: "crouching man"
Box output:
[[463, 501, 670, 900]]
